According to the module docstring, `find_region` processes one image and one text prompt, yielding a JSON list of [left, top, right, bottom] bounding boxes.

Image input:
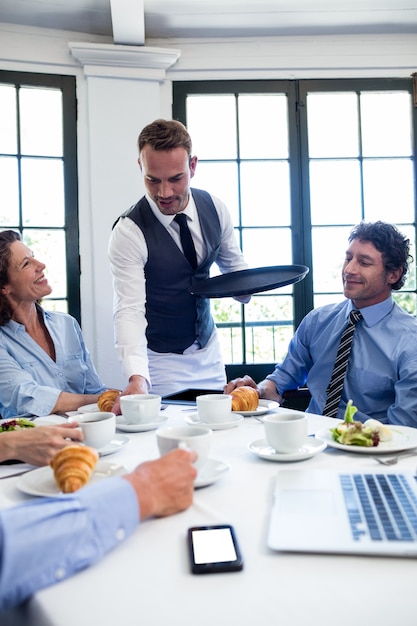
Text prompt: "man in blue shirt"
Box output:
[[0, 447, 197, 612], [225, 221, 417, 427]]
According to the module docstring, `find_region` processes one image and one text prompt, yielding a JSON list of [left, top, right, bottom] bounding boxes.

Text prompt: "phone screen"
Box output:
[[188, 525, 243, 574]]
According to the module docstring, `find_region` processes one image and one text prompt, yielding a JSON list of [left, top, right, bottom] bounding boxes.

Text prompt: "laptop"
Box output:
[[267, 469, 417, 557]]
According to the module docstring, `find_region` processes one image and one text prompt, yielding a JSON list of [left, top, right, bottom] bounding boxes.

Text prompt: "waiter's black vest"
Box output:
[[114, 189, 220, 354]]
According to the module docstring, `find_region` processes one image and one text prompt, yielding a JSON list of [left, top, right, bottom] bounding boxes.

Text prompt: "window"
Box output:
[[173, 78, 417, 365], [0, 70, 80, 320]]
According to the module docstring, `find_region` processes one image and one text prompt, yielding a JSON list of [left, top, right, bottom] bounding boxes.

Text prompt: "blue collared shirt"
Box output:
[[0, 309, 106, 419], [267, 296, 417, 426], [0, 477, 139, 612]]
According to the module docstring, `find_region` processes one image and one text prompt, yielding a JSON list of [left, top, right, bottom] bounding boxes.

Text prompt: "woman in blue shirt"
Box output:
[[0, 230, 107, 420]]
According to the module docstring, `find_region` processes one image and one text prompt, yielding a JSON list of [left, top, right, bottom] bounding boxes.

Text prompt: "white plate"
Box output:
[[16, 460, 127, 497], [98, 435, 130, 456], [248, 437, 327, 462], [194, 458, 230, 488], [235, 399, 279, 417], [77, 403, 99, 414], [184, 412, 243, 430], [315, 421, 417, 454], [116, 414, 168, 433]]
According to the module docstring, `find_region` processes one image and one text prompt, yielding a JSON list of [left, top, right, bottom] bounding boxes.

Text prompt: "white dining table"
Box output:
[[1, 405, 417, 626]]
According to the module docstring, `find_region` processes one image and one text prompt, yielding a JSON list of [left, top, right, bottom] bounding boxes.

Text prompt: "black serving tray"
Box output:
[[189, 265, 309, 298]]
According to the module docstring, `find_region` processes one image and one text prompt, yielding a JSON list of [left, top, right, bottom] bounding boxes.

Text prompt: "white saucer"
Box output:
[[194, 458, 230, 488], [248, 437, 327, 462], [98, 435, 130, 456], [116, 414, 168, 433], [185, 412, 243, 430]]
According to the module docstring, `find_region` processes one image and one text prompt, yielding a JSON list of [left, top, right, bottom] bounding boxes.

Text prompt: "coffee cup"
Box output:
[[263, 411, 308, 453], [156, 425, 212, 470], [120, 394, 161, 424], [76, 412, 116, 450], [196, 394, 232, 424]]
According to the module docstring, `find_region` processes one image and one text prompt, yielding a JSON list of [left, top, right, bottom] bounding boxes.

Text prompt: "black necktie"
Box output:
[[322, 310, 363, 418], [174, 214, 198, 269]]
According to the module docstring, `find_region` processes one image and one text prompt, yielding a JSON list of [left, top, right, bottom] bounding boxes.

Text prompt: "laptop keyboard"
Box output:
[[340, 473, 417, 542]]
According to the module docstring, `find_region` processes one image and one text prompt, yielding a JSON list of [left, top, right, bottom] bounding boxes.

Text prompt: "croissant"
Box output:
[[97, 389, 120, 412], [231, 386, 259, 412], [50, 445, 99, 493]]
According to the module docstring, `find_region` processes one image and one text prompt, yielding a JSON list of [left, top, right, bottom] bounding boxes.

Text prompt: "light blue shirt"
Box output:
[[0, 308, 106, 419], [0, 477, 139, 612], [267, 296, 417, 426]]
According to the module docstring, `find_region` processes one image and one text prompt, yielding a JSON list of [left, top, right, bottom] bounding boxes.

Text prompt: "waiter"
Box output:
[[108, 119, 249, 407]]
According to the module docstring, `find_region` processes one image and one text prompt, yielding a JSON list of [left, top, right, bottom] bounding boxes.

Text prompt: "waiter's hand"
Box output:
[[112, 375, 149, 414]]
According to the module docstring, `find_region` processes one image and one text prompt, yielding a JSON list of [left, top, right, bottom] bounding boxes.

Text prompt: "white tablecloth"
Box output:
[[1, 406, 417, 626]]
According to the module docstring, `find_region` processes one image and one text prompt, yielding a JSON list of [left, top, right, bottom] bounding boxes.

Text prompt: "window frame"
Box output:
[[173, 78, 417, 364], [0, 69, 80, 322]]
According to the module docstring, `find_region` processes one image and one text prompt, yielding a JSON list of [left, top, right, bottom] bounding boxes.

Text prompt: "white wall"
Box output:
[[0, 21, 416, 387]]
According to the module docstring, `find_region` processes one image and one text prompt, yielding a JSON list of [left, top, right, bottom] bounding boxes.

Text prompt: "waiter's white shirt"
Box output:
[[108, 192, 248, 394]]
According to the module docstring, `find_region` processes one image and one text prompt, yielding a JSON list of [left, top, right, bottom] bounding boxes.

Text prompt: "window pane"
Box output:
[[393, 292, 417, 316], [0, 84, 17, 153], [21, 158, 65, 227], [217, 327, 243, 363], [20, 87, 63, 157], [310, 160, 362, 225], [307, 92, 359, 158], [186, 95, 237, 160], [23, 229, 66, 298], [242, 227, 292, 266], [245, 294, 293, 323], [363, 159, 414, 223], [314, 293, 345, 308], [240, 161, 291, 226], [361, 92, 412, 157], [312, 226, 352, 293], [245, 324, 293, 363], [0, 157, 19, 225], [238, 94, 288, 159], [193, 161, 239, 224]]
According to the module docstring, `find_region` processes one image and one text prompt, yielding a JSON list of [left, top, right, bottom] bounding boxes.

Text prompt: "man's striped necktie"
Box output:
[[322, 309, 363, 418]]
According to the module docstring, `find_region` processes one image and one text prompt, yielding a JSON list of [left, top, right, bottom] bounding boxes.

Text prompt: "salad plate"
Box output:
[[0, 417, 35, 432], [16, 460, 127, 497], [315, 422, 417, 454], [248, 437, 326, 462], [184, 412, 243, 430], [77, 403, 99, 414], [235, 399, 280, 417], [116, 414, 168, 433], [194, 459, 230, 488]]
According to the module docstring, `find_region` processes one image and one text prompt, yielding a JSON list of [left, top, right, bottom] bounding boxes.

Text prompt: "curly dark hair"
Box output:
[[349, 221, 411, 290], [137, 119, 192, 156], [0, 230, 21, 325]]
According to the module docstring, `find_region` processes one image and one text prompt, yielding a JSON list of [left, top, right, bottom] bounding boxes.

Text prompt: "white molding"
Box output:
[[69, 41, 181, 79]]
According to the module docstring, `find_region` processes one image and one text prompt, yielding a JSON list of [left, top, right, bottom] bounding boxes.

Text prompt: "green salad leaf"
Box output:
[[330, 400, 379, 447], [343, 399, 358, 423]]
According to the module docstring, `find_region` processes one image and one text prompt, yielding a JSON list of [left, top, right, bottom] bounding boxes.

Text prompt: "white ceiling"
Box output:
[[0, 0, 416, 41]]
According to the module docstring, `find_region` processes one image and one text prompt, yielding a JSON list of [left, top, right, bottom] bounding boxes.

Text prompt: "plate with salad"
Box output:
[[0, 417, 35, 432], [315, 400, 417, 454]]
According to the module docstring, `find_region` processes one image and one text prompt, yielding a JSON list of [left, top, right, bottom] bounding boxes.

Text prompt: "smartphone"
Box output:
[[187, 524, 243, 574]]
